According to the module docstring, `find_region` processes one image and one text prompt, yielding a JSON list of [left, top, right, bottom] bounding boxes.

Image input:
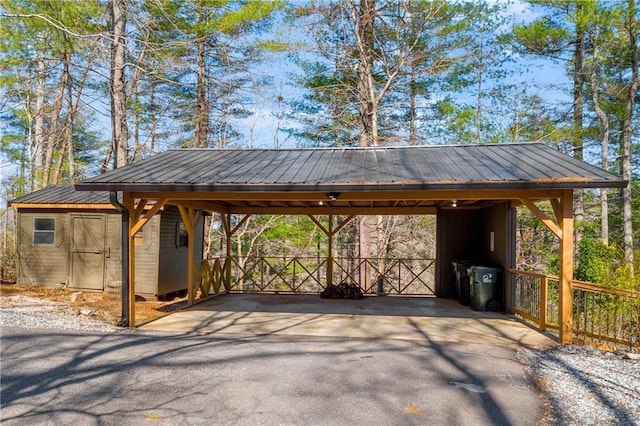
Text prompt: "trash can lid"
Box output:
[[452, 259, 476, 266], [467, 265, 503, 273]]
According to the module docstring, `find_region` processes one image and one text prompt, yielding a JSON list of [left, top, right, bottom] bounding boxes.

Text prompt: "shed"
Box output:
[[74, 143, 627, 342], [9, 185, 204, 299]]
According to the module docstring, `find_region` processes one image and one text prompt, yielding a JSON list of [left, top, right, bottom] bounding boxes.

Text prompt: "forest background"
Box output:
[[0, 0, 638, 291]]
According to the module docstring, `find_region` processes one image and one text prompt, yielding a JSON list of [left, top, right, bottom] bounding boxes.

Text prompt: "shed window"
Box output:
[[176, 222, 188, 247], [33, 218, 55, 245]]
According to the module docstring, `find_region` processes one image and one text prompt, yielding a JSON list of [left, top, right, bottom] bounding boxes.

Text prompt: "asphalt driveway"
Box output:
[[1, 295, 555, 425]]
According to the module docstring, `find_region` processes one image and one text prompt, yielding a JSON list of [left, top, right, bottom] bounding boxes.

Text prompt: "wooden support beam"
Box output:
[[550, 198, 562, 224], [130, 198, 168, 236], [559, 189, 574, 344], [132, 199, 148, 223], [222, 213, 234, 291], [178, 206, 202, 306], [308, 215, 329, 235], [306, 215, 356, 287], [230, 214, 251, 235], [327, 215, 333, 287], [520, 198, 562, 239], [227, 206, 438, 215], [123, 192, 136, 327]]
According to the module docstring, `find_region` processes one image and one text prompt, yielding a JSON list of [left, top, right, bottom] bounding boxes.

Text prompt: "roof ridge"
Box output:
[[166, 142, 544, 152]]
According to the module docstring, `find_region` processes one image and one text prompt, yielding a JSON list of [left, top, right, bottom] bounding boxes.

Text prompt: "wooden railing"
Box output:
[[510, 269, 639, 351], [197, 256, 436, 297]]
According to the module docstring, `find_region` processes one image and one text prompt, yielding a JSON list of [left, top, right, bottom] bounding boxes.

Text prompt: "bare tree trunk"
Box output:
[[110, 0, 129, 168], [44, 52, 69, 186], [64, 55, 92, 182], [621, 0, 637, 271], [194, 7, 209, 148], [352, 0, 376, 148], [572, 2, 586, 246], [350, 0, 376, 287], [589, 25, 610, 245], [475, 32, 484, 144], [409, 65, 416, 145], [33, 52, 47, 189]]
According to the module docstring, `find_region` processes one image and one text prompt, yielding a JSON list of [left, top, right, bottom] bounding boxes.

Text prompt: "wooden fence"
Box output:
[[196, 256, 436, 297], [510, 269, 639, 351]]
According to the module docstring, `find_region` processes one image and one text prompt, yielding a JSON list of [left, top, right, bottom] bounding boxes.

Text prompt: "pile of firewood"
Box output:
[[320, 282, 364, 299]]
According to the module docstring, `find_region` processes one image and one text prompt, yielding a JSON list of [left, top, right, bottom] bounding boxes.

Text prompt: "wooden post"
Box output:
[[223, 214, 232, 292], [308, 215, 355, 289], [123, 192, 136, 327], [178, 206, 201, 306], [327, 215, 333, 286], [559, 189, 574, 344]]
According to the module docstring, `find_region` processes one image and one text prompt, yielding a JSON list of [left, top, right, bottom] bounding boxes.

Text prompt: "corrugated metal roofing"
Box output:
[[75, 143, 625, 192], [9, 184, 114, 206]]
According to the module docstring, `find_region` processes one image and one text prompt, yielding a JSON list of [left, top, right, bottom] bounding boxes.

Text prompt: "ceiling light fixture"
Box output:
[[452, 200, 457, 208]]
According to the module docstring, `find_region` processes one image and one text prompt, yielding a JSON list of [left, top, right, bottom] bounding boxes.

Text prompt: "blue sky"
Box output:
[[0, 0, 578, 197]]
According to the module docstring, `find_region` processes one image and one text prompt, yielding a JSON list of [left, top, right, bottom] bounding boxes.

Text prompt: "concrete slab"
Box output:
[[140, 294, 556, 349]]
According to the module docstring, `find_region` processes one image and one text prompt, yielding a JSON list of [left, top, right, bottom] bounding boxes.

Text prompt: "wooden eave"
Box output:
[[9, 203, 118, 210], [9, 202, 163, 211]]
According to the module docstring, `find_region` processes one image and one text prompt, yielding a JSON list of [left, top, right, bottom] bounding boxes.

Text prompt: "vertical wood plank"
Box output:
[[123, 192, 136, 327], [178, 206, 200, 306], [327, 215, 333, 287], [559, 189, 574, 344], [223, 214, 232, 291], [187, 208, 195, 305]]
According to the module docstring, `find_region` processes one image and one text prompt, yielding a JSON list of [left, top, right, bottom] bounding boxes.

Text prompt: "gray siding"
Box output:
[[16, 211, 70, 287], [104, 214, 123, 293], [134, 215, 160, 296], [157, 206, 203, 294], [16, 208, 167, 298], [103, 213, 161, 297]]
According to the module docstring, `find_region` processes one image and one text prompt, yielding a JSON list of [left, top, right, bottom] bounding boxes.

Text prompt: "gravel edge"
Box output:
[[517, 345, 640, 426]]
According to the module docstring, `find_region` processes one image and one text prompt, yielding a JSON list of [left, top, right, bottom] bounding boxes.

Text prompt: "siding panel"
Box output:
[[17, 212, 69, 286], [157, 206, 203, 294]]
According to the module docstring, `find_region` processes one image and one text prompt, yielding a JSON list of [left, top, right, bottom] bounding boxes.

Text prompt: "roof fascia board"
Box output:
[[121, 188, 564, 202], [75, 180, 626, 193]]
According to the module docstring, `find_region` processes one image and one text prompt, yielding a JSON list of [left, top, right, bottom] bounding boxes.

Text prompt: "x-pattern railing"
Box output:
[[331, 257, 435, 295], [199, 256, 435, 296]]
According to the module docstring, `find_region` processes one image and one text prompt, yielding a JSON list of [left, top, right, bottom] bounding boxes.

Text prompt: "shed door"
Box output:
[[70, 214, 105, 291]]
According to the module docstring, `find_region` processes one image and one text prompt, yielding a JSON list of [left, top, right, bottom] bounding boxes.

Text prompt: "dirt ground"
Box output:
[[0, 283, 187, 325]]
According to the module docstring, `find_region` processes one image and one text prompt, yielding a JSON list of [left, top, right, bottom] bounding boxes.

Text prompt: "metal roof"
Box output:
[[9, 184, 114, 207], [75, 143, 624, 192]]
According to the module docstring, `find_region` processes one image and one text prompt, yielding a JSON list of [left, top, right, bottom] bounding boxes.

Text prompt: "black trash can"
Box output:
[[467, 265, 502, 311], [452, 260, 474, 306]]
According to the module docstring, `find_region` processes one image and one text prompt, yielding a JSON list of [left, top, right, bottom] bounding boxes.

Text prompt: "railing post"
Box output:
[[539, 276, 548, 331], [327, 215, 333, 287]]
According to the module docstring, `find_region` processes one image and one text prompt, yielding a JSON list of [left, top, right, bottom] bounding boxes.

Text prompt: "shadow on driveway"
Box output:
[[1, 294, 556, 425]]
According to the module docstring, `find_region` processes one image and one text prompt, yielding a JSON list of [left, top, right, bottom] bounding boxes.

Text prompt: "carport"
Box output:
[[75, 143, 626, 343]]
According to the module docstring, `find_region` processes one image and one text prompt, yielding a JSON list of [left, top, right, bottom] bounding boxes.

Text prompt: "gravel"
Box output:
[[518, 346, 640, 425], [1, 295, 639, 425], [0, 295, 118, 332]]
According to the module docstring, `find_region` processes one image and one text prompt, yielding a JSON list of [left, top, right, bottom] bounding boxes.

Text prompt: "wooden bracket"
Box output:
[[520, 198, 562, 239]]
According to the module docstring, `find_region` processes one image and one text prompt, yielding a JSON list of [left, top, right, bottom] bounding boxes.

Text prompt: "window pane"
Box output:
[[34, 218, 55, 231], [34, 232, 55, 245]]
